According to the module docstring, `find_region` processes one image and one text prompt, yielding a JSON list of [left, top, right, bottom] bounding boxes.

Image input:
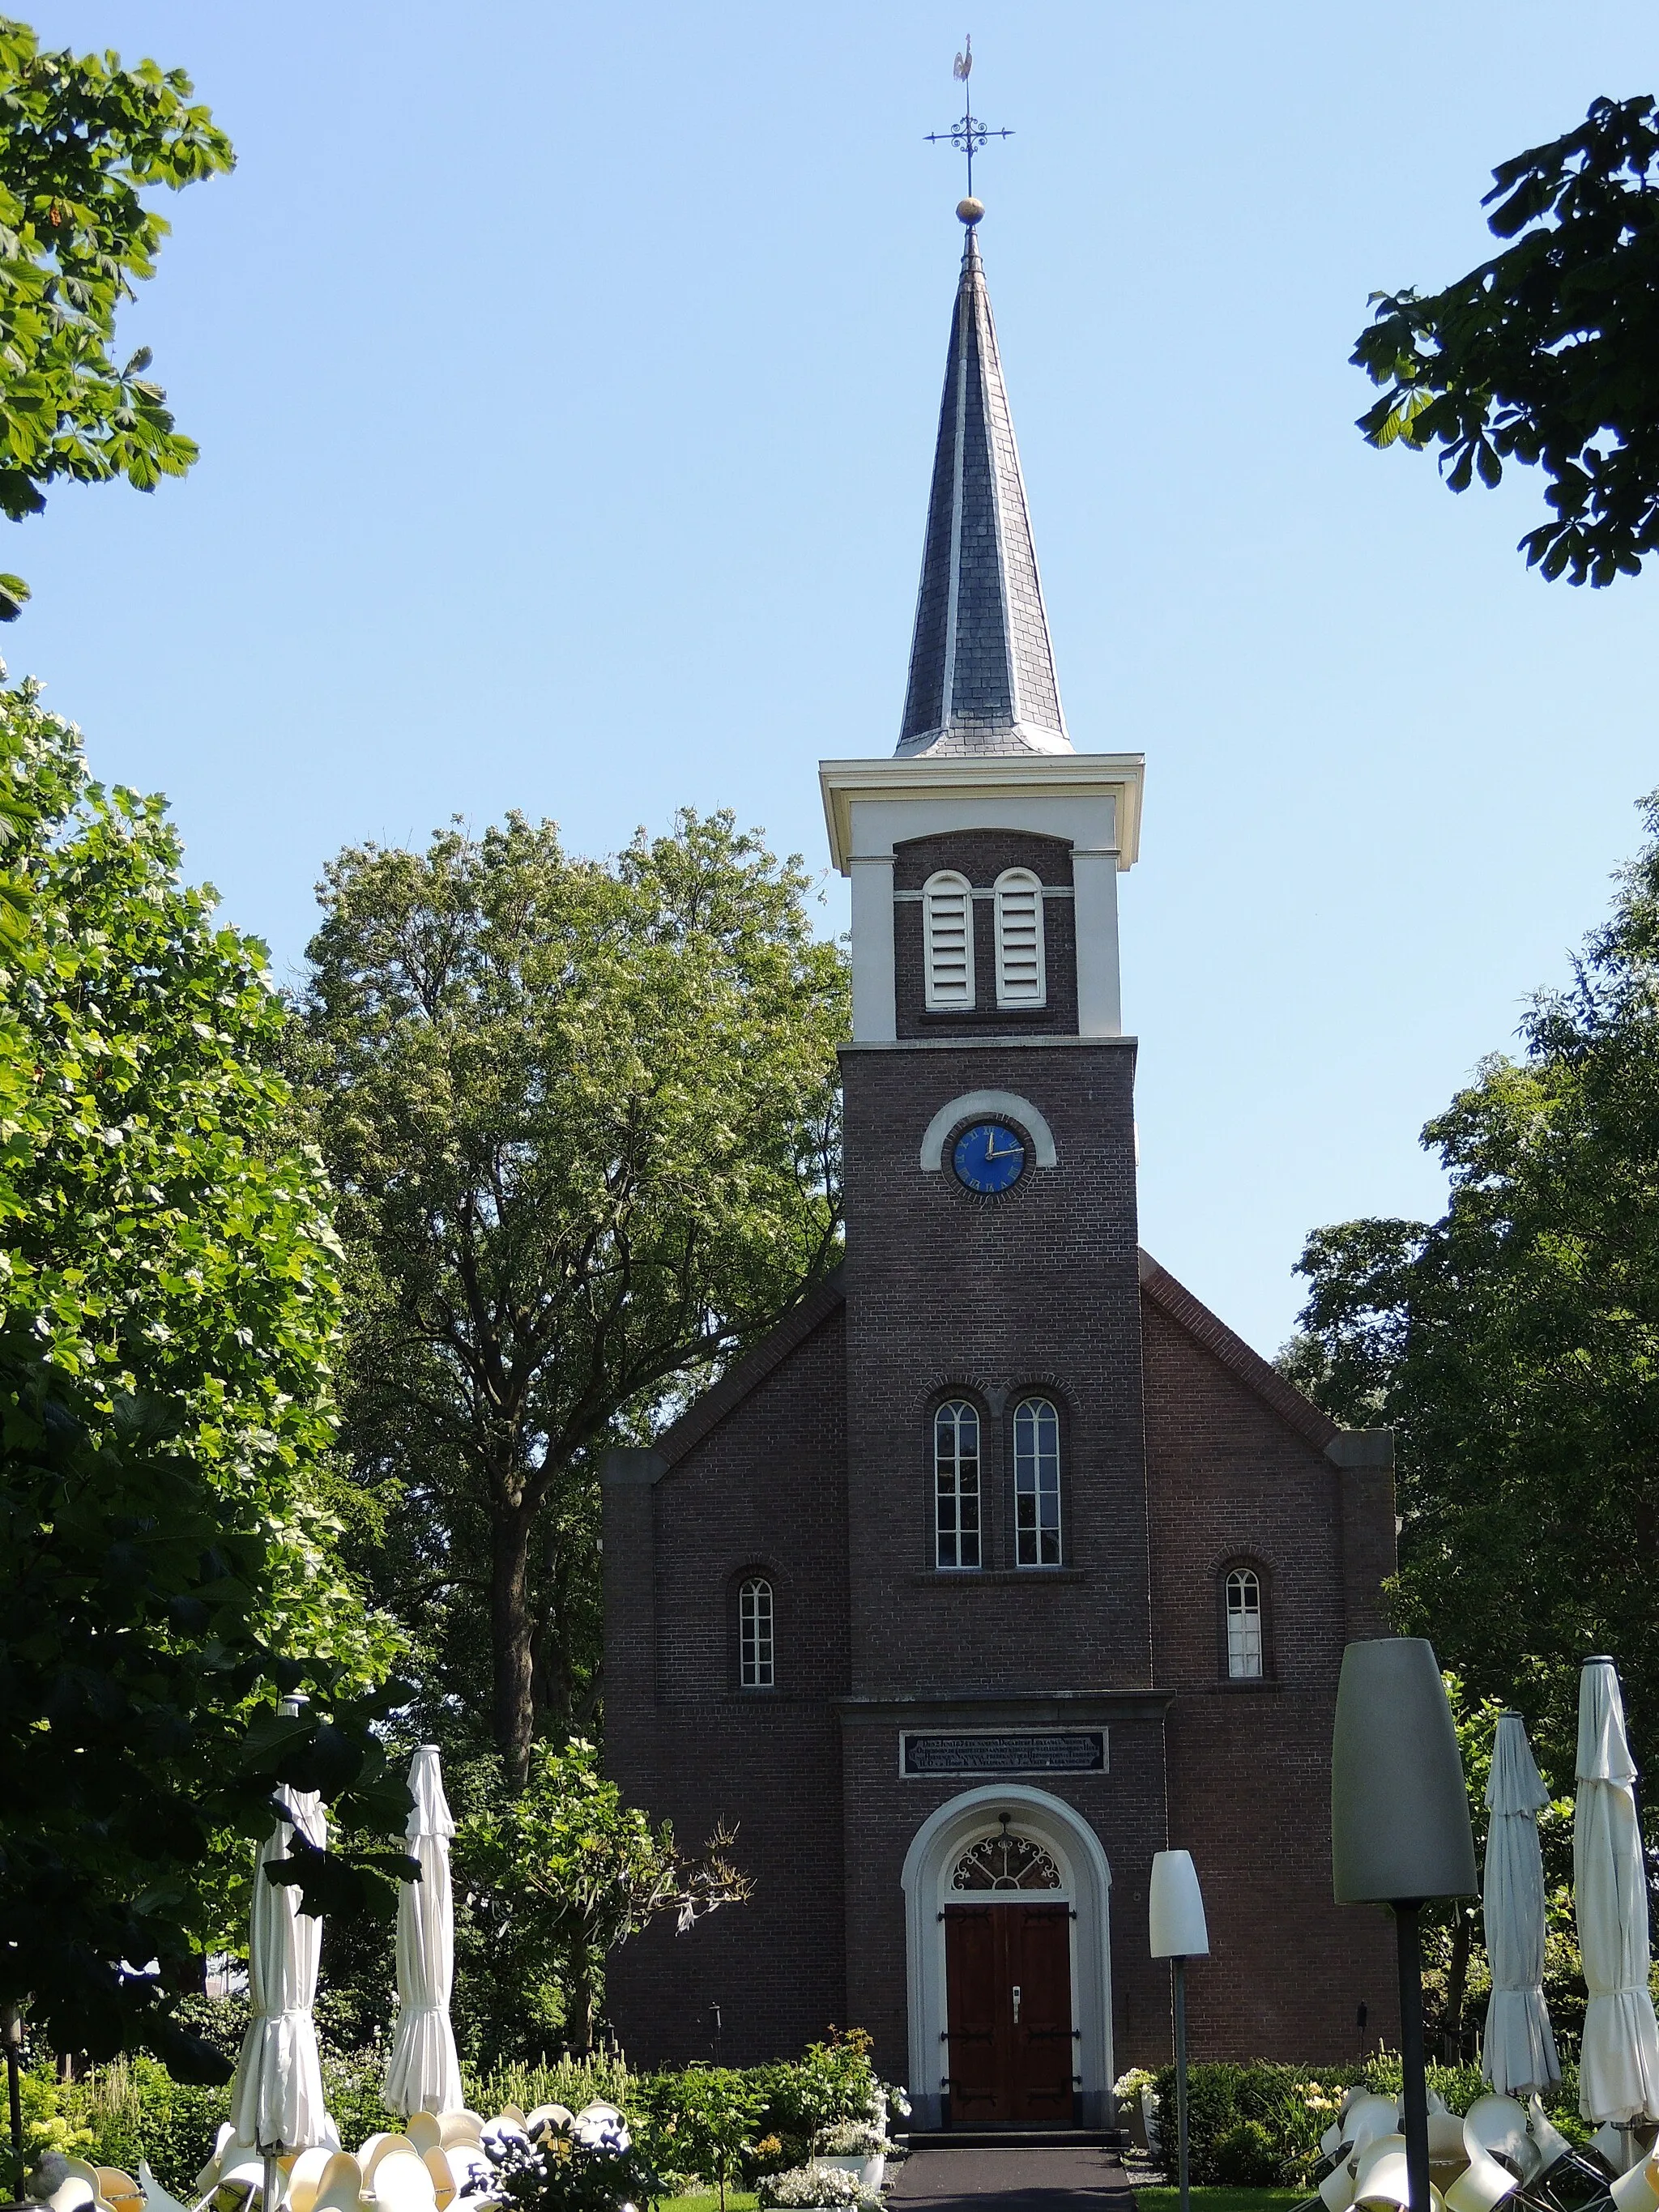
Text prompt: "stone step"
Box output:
[[895, 2129, 1125, 2150]]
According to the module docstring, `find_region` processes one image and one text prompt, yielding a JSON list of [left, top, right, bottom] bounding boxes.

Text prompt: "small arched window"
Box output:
[[994, 869, 1046, 1008], [1013, 1397, 1061, 1566], [934, 1400, 982, 1569], [923, 872, 975, 1009], [739, 1576, 774, 1689], [1225, 1567, 1264, 1679]]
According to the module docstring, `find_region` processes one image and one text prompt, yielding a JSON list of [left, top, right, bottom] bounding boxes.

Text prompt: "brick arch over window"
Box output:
[[1217, 1557, 1272, 1681]]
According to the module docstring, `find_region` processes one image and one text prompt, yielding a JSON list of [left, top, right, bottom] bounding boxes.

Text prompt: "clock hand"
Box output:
[[984, 1136, 1022, 1161]]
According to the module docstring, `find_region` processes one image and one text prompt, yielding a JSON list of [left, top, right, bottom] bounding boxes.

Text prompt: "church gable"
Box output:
[[650, 1281, 849, 1705]]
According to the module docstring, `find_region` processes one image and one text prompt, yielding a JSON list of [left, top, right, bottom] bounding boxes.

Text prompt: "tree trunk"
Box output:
[[570, 1951, 597, 2055], [490, 1498, 537, 1786]]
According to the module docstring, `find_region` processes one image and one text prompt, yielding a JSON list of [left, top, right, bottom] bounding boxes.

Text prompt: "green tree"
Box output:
[[1286, 791, 1659, 1783], [296, 810, 847, 1777], [0, 680, 408, 2078], [0, 18, 233, 618], [455, 1737, 752, 2059], [1353, 95, 1659, 585]]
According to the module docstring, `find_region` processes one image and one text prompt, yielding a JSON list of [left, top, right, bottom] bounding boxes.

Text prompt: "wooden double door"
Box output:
[[943, 1903, 1077, 2126]]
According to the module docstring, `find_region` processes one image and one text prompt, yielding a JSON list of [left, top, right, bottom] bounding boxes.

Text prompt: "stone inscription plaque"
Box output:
[[900, 1729, 1107, 1777]]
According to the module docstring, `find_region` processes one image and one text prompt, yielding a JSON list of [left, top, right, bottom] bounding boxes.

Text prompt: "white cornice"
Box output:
[[817, 752, 1145, 876]]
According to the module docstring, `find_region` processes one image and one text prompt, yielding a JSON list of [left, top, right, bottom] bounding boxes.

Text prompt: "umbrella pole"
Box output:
[[1394, 1900, 1431, 2212]]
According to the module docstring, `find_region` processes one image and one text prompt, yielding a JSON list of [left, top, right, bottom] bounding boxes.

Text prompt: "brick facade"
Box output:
[[603, 1015, 1398, 2088]]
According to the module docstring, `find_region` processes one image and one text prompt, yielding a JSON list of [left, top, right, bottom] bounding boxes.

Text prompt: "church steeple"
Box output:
[[897, 204, 1071, 759]]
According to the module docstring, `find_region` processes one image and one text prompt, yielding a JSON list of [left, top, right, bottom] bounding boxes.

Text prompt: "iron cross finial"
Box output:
[[923, 33, 1013, 206]]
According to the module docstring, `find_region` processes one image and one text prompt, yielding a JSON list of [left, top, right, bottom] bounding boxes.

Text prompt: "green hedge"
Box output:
[[1149, 2059, 1588, 2191]]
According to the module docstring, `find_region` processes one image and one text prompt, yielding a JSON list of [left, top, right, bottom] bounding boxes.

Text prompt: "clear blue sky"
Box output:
[[21, 1, 1659, 1355]]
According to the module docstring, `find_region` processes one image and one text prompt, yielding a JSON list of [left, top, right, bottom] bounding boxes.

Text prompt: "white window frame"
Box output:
[[1226, 1566, 1263, 1679], [993, 867, 1047, 1008], [923, 871, 975, 1010], [934, 1400, 982, 1570], [739, 1575, 774, 1689], [1013, 1397, 1062, 1566]]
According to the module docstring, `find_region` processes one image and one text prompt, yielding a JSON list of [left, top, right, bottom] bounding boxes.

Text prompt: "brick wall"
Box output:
[[1141, 1295, 1400, 2063], [603, 1306, 852, 2067]]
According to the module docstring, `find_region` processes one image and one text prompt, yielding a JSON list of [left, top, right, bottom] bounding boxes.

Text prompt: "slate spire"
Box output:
[[897, 208, 1071, 758]]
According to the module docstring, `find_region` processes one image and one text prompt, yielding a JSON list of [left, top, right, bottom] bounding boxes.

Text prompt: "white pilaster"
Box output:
[[1073, 843, 1123, 1038], [849, 853, 897, 1042]]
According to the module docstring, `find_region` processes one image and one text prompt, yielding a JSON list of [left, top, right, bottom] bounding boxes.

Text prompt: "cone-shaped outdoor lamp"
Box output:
[[1150, 1849, 1209, 2212], [1333, 1639, 1477, 2212]]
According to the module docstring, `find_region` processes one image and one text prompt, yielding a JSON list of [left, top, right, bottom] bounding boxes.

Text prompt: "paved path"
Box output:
[[888, 2146, 1137, 2212]]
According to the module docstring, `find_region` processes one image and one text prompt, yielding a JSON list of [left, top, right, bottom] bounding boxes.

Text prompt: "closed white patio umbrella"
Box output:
[[383, 1746, 464, 2117], [224, 1723, 340, 2202], [1575, 1656, 1659, 2129], [1482, 1711, 1561, 2099]]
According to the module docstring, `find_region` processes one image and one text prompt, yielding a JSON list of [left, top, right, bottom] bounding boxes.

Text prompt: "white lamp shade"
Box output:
[[1149, 1848, 1210, 1958]]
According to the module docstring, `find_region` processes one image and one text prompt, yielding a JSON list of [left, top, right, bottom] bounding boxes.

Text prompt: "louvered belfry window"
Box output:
[[994, 868, 1046, 1008], [923, 871, 975, 1009]]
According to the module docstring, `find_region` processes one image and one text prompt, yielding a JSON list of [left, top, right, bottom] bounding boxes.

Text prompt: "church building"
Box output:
[[603, 200, 1398, 2125]]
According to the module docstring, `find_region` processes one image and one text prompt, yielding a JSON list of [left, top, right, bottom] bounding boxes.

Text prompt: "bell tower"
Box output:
[[822, 201, 1161, 2126]]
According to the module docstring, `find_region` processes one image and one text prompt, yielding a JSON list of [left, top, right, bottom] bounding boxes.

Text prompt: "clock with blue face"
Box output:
[[952, 1120, 1028, 1195]]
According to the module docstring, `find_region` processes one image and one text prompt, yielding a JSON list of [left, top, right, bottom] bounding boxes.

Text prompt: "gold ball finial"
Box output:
[[957, 196, 984, 225]]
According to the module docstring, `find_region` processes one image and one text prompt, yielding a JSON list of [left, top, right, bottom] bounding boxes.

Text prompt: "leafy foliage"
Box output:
[[1354, 95, 1659, 584], [296, 809, 847, 1775], [1287, 791, 1659, 1785], [0, 681, 405, 2070], [0, 19, 233, 616], [633, 2070, 766, 2212], [456, 1738, 752, 2056]]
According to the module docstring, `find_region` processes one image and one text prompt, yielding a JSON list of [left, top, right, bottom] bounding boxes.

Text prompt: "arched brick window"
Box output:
[[1223, 1564, 1265, 1679], [934, 1399, 982, 1569], [738, 1575, 774, 1689], [923, 871, 975, 1009], [994, 868, 1046, 1008]]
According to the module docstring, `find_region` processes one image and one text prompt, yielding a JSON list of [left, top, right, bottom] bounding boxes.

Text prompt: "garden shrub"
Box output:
[[1149, 2056, 1589, 2189], [1213, 2120, 1282, 2187]]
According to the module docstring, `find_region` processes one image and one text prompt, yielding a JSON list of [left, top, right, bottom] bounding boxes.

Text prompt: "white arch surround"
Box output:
[[919, 1090, 1058, 1173], [900, 1784, 1113, 2130]]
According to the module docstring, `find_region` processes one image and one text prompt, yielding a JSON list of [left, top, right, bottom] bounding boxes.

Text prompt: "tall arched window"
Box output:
[[1013, 1397, 1061, 1566], [923, 872, 975, 1009], [1225, 1567, 1263, 1679], [994, 868, 1046, 1008], [934, 1400, 982, 1569], [739, 1576, 774, 1688]]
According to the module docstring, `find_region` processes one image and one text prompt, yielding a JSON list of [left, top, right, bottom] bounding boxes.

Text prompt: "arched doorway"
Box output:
[[901, 1786, 1113, 2131]]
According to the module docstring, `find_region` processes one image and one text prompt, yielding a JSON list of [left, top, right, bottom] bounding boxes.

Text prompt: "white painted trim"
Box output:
[[1073, 852, 1122, 1038], [919, 1089, 1057, 1172], [849, 854, 897, 1042], [901, 1784, 1114, 2132], [818, 754, 1144, 876]]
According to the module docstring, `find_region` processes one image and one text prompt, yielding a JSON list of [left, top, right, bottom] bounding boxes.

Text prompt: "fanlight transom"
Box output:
[[950, 1829, 1063, 1892]]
